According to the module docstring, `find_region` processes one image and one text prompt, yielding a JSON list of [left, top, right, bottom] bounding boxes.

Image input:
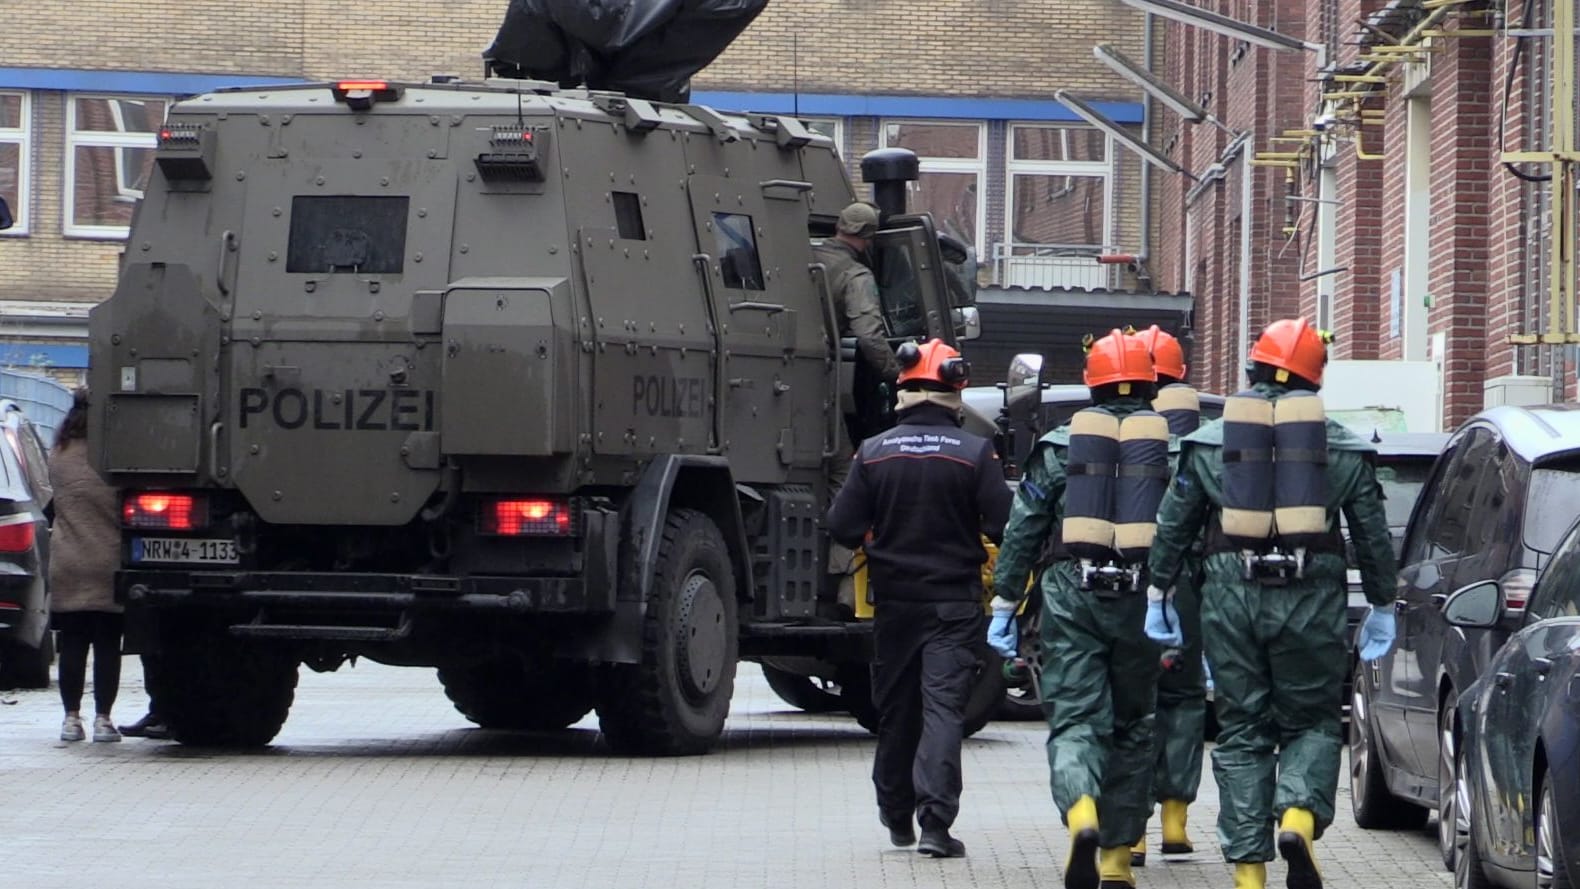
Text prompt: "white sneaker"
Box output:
[[60, 715, 85, 742], [92, 715, 121, 743]]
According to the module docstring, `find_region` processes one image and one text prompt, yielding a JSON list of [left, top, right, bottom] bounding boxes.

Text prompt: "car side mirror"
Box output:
[[0, 196, 13, 231], [1442, 581, 1504, 629], [1004, 353, 1043, 408], [952, 306, 981, 341]]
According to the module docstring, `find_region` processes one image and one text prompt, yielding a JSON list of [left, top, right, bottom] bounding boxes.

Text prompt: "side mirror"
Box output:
[[953, 306, 981, 341], [0, 196, 13, 231], [1442, 581, 1504, 629], [1005, 353, 1043, 407]]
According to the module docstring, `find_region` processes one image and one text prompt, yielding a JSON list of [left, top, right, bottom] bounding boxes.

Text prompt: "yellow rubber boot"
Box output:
[[1130, 835, 1146, 868], [1064, 795, 1100, 889], [1098, 846, 1136, 888], [1161, 799, 1194, 854], [1233, 862, 1267, 889], [1277, 808, 1322, 889]]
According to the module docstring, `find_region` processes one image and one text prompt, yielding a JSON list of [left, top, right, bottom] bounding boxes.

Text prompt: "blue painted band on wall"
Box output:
[[690, 91, 1145, 124], [0, 70, 1142, 123], [0, 345, 89, 369], [0, 67, 305, 96]]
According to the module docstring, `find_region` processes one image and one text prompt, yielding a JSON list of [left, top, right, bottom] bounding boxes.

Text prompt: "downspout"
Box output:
[[1139, 12, 1154, 286], [1238, 131, 1254, 375]]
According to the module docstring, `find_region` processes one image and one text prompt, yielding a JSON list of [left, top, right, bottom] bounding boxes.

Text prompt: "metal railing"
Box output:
[[991, 242, 1117, 291]]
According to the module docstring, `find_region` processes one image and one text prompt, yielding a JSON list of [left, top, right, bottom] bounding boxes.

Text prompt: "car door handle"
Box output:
[[1495, 672, 1515, 689], [1431, 593, 1448, 608], [1395, 599, 1410, 612], [1534, 658, 1553, 677]]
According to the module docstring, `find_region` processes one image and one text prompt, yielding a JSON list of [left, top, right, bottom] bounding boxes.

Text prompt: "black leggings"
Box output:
[[52, 611, 124, 715]]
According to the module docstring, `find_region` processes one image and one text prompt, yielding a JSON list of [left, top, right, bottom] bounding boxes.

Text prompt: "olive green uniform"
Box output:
[[811, 238, 901, 382], [1150, 440, 1205, 806], [994, 396, 1161, 849], [1146, 382, 1397, 863]]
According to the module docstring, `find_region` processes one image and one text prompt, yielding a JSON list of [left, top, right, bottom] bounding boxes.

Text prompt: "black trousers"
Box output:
[[52, 610, 124, 715], [870, 598, 983, 831]]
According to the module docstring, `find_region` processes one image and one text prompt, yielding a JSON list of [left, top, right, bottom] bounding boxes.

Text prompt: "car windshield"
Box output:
[[1375, 460, 1433, 527], [1524, 463, 1580, 555]]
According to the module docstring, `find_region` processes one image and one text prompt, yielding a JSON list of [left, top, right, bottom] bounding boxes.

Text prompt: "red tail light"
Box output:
[[480, 498, 575, 537], [123, 493, 207, 531], [335, 80, 389, 92], [0, 519, 35, 553], [1500, 567, 1537, 617]]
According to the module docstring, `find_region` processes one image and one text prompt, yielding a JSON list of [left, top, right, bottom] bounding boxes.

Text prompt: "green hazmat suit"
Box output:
[[994, 396, 1162, 850], [1145, 381, 1397, 863], [1150, 439, 1205, 806]]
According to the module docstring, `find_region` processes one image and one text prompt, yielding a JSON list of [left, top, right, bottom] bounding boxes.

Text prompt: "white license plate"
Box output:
[[132, 537, 239, 565]]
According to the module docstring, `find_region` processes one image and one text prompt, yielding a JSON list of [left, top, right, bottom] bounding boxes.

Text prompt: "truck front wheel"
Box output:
[[156, 620, 299, 747], [597, 509, 739, 756], [438, 657, 594, 731]]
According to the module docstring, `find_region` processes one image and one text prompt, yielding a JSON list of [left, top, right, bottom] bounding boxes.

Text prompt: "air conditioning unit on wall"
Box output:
[[1484, 375, 1556, 408]]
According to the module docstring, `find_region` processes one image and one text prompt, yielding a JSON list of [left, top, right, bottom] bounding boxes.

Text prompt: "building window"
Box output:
[[880, 120, 985, 257], [65, 95, 168, 238], [0, 92, 30, 236], [800, 117, 843, 157], [1000, 124, 1114, 290]]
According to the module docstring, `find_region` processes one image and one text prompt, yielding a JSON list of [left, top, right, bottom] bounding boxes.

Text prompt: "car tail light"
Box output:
[[1499, 567, 1537, 617], [479, 498, 575, 537], [0, 516, 33, 553], [122, 493, 208, 531]]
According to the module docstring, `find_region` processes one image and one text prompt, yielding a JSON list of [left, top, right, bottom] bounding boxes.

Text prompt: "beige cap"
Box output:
[[836, 202, 880, 239]]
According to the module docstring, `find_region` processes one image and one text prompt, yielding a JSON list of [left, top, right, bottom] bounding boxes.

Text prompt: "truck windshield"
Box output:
[[287, 196, 410, 274]]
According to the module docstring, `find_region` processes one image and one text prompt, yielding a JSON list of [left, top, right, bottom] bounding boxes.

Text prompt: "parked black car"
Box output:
[[1350, 404, 1580, 873], [0, 402, 54, 689], [1342, 432, 1452, 711], [1449, 516, 1580, 889]]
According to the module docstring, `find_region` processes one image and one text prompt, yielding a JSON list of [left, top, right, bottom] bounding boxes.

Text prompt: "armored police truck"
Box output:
[[87, 76, 996, 754]]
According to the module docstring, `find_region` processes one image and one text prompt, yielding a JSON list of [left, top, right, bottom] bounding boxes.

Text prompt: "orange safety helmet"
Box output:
[[1248, 318, 1329, 387], [1083, 329, 1157, 388], [896, 338, 970, 390], [1139, 324, 1187, 381]]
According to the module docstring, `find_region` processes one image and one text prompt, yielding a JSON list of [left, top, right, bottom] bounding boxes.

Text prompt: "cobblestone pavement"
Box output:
[[1, 661, 1450, 889]]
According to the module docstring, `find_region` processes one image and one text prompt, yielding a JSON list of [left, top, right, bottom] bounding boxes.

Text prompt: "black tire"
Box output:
[[157, 622, 299, 747], [841, 640, 1003, 738], [997, 598, 1045, 721], [760, 665, 843, 713], [1538, 773, 1575, 889], [1455, 750, 1494, 889], [0, 634, 52, 690], [596, 509, 739, 756], [1350, 662, 1429, 830], [438, 657, 595, 731], [1439, 699, 1463, 872]]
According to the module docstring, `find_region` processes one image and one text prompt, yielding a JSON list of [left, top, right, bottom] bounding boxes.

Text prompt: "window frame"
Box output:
[[879, 118, 987, 258], [1003, 122, 1115, 254], [0, 90, 31, 236], [64, 93, 169, 239], [798, 116, 844, 157]]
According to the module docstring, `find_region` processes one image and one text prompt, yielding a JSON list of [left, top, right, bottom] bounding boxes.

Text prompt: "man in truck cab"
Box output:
[[827, 338, 1011, 860]]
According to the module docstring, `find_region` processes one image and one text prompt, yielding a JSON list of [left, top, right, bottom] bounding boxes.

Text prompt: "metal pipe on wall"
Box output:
[[1139, 12, 1154, 276], [1238, 131, 1254, 375]]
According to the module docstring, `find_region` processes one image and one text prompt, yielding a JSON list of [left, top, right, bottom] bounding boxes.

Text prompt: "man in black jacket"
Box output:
[[827, 338, 1012, 859]]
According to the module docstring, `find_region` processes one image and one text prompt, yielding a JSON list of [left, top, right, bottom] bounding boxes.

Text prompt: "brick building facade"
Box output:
[[1149, 0, 1574, 429], [0, 0, 1161, 385]]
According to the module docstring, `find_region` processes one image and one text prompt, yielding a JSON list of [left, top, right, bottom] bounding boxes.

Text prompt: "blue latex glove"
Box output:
[[987, 597, 1018, 658], [1357, 607, 1397, 662], [1144, 585, 1184, 647]]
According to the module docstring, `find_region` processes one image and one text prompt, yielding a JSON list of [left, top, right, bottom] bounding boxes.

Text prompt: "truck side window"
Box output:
[[711, 212, 764, 290], [871, 229, 927, 339]]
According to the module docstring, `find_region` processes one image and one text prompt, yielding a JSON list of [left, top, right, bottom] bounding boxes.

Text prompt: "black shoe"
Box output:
[[917, 829, 965, 858], [118, 713, 158, 737], [1065, 826, 1100, 889], [1277, 830, 1322, 889], [880, 810, 915, 847], [142, 720, 171, 740]]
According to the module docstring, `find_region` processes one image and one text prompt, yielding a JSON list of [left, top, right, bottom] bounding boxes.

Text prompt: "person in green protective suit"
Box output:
[[1144, 319, 1398, 889], [989, 330, 1165, 889], [1132, 324, 1206, 868]]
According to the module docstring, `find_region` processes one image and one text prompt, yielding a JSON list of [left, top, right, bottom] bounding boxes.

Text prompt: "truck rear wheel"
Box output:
[[597, 509, 739, 756], [0, 634, 53, 690], [438, 658, 594, 731], [157, 622, 299, 747]]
